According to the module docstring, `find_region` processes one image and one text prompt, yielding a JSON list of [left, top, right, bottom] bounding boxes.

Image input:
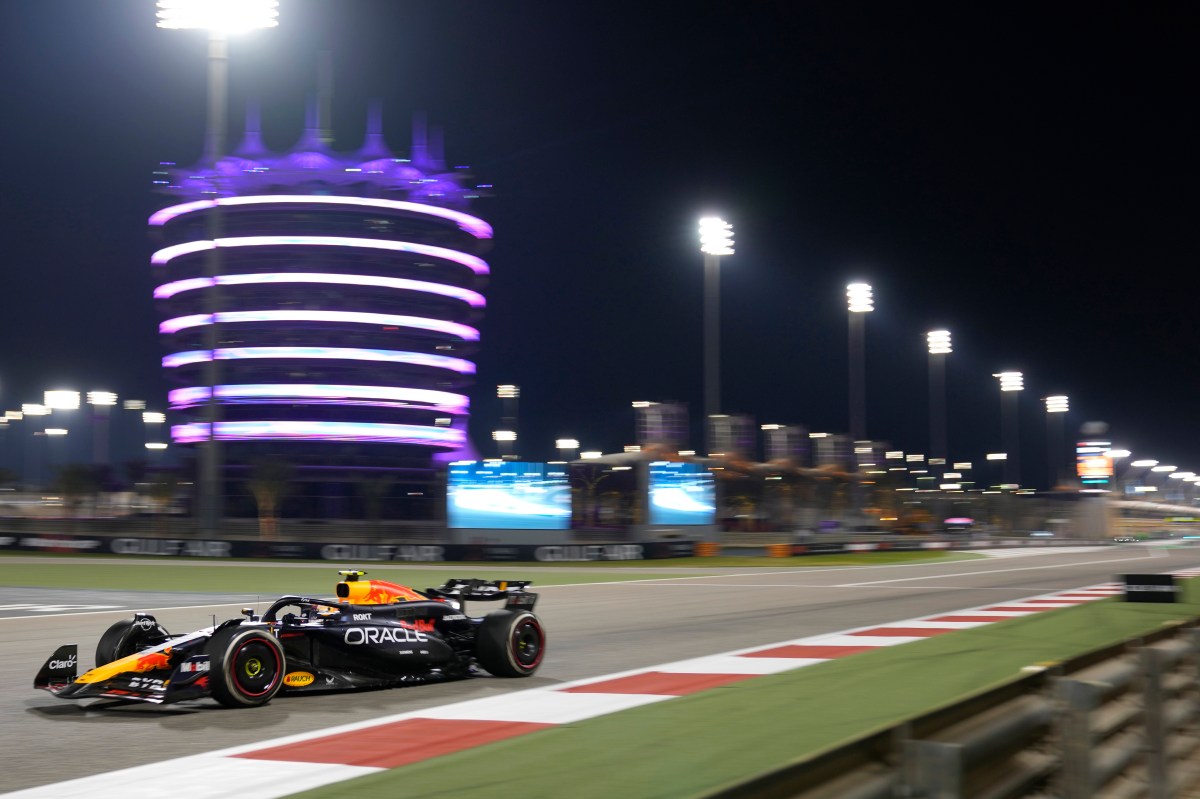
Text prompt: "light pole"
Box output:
[[993, 371, 1023, 486], [1126, 459, 1158, 497], [556, 438, 579, 462], [847, 283, 873, 442], [44, 391, 80, 469], [699, 217, 734, 456], [1168, 471, 1194, 505], [497, 385, 520, 460], [1044, 395, 1068, 489], [1150, 464, 1177, 504], [492, 430, 516, 460], [22, 404, 49, 488], [156, 0, 280, 533], [143, 412, 167, 456], [1180, 475, 1200, 506], [926, 330, 951, 462], [86, 391, 118, 466]]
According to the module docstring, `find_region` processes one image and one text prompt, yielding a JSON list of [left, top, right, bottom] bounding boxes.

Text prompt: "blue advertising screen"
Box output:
[[447, 461, 571, 529], [648, 461, 716, 525]]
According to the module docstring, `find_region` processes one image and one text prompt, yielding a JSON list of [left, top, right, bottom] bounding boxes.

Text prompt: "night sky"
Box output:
[[0, 2, 1195, 487]]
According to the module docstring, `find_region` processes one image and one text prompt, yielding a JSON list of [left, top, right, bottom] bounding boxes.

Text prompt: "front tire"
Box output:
[[205, 626, 285, 708], [475, 610, 545, 677], [95, 618, 169, 667]]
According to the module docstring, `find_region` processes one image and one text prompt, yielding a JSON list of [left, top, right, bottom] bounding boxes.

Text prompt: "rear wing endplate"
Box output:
[[427, 578, 537, 608]]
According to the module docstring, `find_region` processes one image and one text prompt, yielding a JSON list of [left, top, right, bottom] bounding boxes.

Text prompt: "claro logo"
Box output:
[[284, 671, 315, 687], [49, 656, 77, 670]]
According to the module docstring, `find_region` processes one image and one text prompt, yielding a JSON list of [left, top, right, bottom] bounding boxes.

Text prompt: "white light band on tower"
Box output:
[[155, 273, 486, 307], [159, 310, 479, 340], [162, 347, 476, 374], [171, 421, 466, 446], [161, 347, 476, 374], [151, 236, 490, 275], [148, 195, 493, 239], [168, 384, 469, 412]]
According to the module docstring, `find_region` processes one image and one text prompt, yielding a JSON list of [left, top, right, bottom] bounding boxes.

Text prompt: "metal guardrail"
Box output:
[[705, 623, 1200, 799]]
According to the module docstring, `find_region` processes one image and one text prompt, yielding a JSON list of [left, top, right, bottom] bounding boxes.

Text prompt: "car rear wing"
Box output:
[[426, 578, 537, 609]]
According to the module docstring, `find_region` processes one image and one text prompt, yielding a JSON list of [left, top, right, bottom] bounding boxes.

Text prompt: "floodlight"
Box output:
[[44, 390, 80, 410], [698, 217, 734, 256], [847, 282, 873, 313], [1045, 395, 1069, 413], [994, 372, 1023, 392], [926, 330, 951, 354], [156, 0, 279, 32]]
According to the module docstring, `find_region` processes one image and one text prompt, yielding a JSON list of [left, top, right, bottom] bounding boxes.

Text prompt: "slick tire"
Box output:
[[205, 626, 286, 708], [95, 618, 169, 667], [475, 610, 545, 677]]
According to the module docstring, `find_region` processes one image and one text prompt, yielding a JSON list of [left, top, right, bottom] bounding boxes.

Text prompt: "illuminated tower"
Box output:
[[150, 103, 490, 516]]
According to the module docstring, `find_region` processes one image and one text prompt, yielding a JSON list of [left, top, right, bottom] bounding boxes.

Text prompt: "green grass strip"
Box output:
[[0, 561, 673, 593], [0, 551, 977, 593], [285, 581, 1200, 799]]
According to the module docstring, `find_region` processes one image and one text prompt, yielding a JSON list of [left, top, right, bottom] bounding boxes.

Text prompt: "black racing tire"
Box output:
[[475, 610, 545, 677], [95, 618, 169, 667], [205, 626, 285, 708]]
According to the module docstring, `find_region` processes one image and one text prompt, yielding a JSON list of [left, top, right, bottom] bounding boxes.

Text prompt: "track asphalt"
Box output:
[[13, 574, 1198, 799]]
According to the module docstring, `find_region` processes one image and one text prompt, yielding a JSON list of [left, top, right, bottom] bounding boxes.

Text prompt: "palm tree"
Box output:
[[53, 464, 99, 518], [0, 467, 17, 517], [146, 472, 181, 533], [356, 474, 395, 531], [247, 457, 294, 540]]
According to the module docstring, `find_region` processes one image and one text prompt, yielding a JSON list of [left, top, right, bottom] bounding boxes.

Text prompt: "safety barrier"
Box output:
[[705, 623, 1200, 799]]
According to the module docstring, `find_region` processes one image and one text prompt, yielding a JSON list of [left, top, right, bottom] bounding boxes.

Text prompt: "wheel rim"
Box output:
[[231, 638, 281, 697], [511, 619, 543, 669]]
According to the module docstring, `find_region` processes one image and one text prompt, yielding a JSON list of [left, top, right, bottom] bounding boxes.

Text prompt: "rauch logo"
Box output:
[[284, 672, 315, 687]]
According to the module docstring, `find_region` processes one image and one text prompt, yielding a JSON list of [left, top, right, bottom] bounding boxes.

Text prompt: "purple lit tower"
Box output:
[[149, 103, 490, 517]]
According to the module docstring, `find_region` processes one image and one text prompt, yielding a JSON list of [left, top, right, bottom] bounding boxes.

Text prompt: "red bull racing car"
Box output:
[[34, 571, 545, 708]]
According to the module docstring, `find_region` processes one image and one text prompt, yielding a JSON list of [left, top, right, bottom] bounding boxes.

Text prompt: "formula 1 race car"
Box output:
[[34, 571, 545, 708]]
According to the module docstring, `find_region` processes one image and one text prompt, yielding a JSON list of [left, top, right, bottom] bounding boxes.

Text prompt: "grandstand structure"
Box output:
[[149, 103, 490, 518]]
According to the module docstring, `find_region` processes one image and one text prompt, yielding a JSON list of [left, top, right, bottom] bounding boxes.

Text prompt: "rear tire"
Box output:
[[205, 626, 285, 708], [475, 610, 545, 677], [95, 618, 169, 667]]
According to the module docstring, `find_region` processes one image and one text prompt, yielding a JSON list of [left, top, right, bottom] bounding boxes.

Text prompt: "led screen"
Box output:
[[649, 462, 716, 525], [1076, 440, 1113, 484], [447, 461, 571, 529]]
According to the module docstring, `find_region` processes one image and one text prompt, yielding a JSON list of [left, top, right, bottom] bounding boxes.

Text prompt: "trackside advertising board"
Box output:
[[0, 534, 693, 561]]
